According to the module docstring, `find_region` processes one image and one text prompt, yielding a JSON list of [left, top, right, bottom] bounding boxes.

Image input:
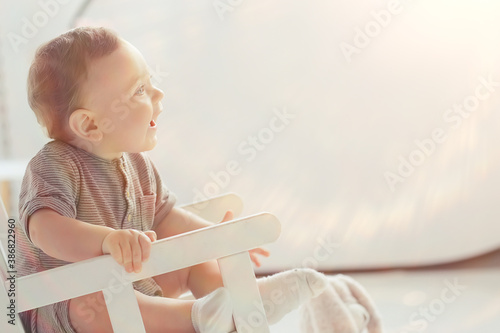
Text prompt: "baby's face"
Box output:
[[79, 39, 164, 156]]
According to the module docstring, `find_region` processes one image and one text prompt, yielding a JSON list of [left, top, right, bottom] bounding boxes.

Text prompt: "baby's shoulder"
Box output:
[[29, 140, 79, 170]]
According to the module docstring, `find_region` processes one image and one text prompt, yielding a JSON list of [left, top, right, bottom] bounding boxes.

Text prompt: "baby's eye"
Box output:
[[135, 84, 146, 96]]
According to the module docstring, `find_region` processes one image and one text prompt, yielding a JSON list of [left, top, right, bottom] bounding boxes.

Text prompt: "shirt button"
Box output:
[[127, 214, 132, 222], [126, 191, 130, 198]]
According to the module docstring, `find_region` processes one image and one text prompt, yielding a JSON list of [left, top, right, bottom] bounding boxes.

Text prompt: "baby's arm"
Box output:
[[29, 208, 114, 261], [154, 208, 270, 266], [29, 208, 156, 273], [153, 206, 213, 238]]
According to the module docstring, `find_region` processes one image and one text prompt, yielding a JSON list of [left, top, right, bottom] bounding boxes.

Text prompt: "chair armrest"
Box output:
[[179, 192, 244, 222], [14, 212, 280, 312]]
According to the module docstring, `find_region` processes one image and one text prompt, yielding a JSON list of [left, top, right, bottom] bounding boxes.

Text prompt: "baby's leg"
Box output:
[[68, 288, 234, 333], [153, 260, 224, 299], [182, 265, 327, 326], [257, 268, 327, 324], [169, 263, 327, 327], [69, 290, 193, 332]]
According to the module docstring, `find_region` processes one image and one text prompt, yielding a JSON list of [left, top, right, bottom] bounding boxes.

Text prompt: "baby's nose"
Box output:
[[153, 87, 165, 103]]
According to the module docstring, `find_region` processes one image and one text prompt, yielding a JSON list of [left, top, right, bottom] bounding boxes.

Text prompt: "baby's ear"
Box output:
[[68, 109, 103, 142]]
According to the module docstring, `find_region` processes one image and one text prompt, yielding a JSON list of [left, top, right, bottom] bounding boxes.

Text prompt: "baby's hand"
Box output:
[[219, 211, 271, 267], [249, 248, 270, 267], [101, 229, 157, 273]]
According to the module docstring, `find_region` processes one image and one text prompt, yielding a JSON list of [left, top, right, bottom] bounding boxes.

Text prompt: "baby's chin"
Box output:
[[136, 139, 158, 153]]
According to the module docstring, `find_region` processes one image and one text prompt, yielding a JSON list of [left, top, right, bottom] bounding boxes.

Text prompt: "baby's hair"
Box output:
[[27, 26, 120, 140]]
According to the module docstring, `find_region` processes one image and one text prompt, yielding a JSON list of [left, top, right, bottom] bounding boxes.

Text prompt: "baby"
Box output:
[[17, 26, 327, 333]]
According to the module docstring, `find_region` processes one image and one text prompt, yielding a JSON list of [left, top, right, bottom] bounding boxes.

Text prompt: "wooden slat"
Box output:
[[219, 252, 270, 333], [15, 212, 281, 312], [180, 192, 244, 222], [104, 283, 146, 333]]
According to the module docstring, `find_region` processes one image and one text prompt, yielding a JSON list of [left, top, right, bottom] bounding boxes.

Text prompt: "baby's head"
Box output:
[[28, 26, 164, 159]]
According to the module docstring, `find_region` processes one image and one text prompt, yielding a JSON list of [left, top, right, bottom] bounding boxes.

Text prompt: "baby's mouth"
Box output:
[[149, 119, 157, 128]]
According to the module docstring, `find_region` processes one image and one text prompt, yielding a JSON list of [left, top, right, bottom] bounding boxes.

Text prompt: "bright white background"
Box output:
[[1, 1, 500, 332], [2, 0, 500, 270]]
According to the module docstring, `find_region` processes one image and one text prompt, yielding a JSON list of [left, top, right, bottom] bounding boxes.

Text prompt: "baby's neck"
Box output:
[[64, 136, 123, 161]]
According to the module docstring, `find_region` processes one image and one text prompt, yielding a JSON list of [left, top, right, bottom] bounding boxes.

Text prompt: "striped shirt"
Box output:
[[17, 139, 176, 332]]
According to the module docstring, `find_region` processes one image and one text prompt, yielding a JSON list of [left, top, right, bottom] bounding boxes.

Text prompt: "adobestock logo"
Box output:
[[300, 235, 342, 270], [401, 278, 466, 332], [340, 0, 405, 63], [213, 0, 244, 21], [6, 0, 70, 53], [191, 107, 295, 212], [72, 268, 135, 330], [384, 73, 499, 192]]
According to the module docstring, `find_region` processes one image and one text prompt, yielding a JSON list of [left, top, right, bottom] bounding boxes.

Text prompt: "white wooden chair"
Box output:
[[0, 193, 281, 332]]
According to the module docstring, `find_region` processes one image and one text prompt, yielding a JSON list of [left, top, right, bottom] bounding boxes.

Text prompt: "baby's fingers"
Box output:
[[130, 235, 143, 273], [220, 211, 234, 223], [139, 232, 153, 263], [249, 252, 262, 267], [249, 248, 270, 267], [108, 242, 124, 265], [144, 230, 157, 243], [121, 241, 134, 273], [251, 248, 270, 257]]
